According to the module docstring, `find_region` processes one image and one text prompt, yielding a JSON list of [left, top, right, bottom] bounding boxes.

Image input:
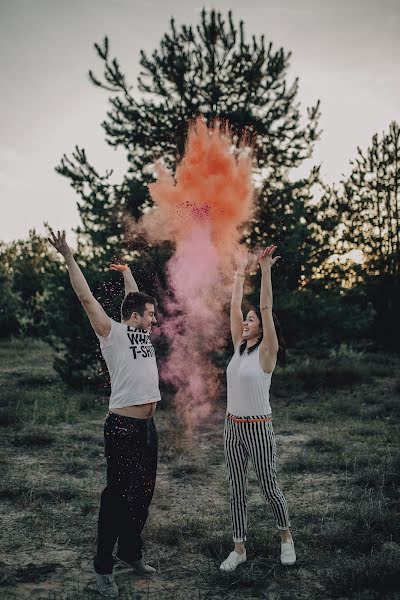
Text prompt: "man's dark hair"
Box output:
[[239, 306, 286, 365], [121, 292, 157, 321]]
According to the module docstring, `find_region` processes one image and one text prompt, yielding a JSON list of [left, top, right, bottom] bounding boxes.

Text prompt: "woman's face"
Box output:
[[242, 310, 262, 341]]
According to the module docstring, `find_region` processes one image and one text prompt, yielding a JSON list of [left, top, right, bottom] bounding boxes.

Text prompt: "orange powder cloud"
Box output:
[[143, 118, 254, 253]]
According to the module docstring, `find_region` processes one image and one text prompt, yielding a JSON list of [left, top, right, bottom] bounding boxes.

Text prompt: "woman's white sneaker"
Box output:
[[220, 550, 247, 572], [280, 537, 296, 566]]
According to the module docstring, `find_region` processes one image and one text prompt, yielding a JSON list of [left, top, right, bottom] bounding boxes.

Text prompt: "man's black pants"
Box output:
[[94, 412, 158, 574]]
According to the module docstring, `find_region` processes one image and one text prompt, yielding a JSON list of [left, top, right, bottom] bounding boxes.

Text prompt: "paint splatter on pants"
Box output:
[[224, 414, 290, 542], [94, 412, 158, 574]]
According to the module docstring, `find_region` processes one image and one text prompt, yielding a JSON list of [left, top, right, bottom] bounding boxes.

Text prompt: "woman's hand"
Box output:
[[235, 247, 248, 273], [48, 229, 72, 258], [258, 245, 281, 269]]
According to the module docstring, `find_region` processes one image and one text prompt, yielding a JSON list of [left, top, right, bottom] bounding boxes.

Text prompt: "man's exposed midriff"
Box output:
[[110, 402, 156, 419]]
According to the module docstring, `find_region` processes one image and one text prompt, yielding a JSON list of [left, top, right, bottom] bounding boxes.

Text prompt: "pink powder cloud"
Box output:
[[131, 118, 255, 430]]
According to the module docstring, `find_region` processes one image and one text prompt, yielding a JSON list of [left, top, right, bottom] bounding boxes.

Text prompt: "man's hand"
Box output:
[[48, 229, 72, 259], [258, 245, 281, 270], [111, 263, 139, 295], [110, 264, 130, 273]]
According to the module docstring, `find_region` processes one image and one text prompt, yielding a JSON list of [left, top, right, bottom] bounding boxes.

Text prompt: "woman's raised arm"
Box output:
[[230, 249, 248, 349], [258, 245, 281, 373]]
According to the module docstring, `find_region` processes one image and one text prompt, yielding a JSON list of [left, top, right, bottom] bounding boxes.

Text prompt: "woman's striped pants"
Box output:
[[224, 414, 291, 542]]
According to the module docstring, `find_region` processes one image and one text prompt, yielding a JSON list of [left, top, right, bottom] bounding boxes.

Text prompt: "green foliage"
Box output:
[[0, 230, 55, 337], [51, 9, 330, 384], [320, 121, 400, 350], [341, 121, 400, 277], [0, 337, 103, 425], [246, 281, 376, 352], [363, 272, 400, 350], [11, 428, 56, 448], [327, 548, 400, 596], [354, 452, 400, 499], [0, 252, 20, 337], [57, 9, 322, 262]]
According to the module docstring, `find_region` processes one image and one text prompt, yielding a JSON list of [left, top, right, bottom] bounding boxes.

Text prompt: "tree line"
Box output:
[[1, 10, 398, 386]]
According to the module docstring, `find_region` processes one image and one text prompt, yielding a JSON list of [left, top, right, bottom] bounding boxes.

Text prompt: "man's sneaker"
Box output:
[[94, 571, 119, 597], [220, 550, 247, 572], [116, 555, 156, 575], [280, 537, 296, 566]]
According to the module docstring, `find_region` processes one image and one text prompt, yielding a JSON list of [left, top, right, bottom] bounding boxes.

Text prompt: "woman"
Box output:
[[220, 245, 296, 572]]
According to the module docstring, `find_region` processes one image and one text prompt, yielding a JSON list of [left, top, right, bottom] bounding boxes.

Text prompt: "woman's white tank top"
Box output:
[[226, 345, 272, 417]]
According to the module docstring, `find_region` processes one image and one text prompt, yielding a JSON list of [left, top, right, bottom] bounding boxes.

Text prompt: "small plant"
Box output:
[[170, 460, 209, 480], [17, 375, 57, 388], [304, 437, 343, 453], [354, 452, 400, 499], [60, 460, 88, 478], [151, 515, 210, 547], [326, 546, 400, 595], [11, 427, 55, 447], [329, 343, 365, 361], [0, 406, 19, 427], [78, 394, 99, 411], [0, 562, 58, 586]]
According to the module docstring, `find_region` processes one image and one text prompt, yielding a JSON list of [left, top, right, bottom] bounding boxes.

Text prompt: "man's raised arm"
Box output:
[[110, 264, 139, 295], [49, 229, 111, 337], [110, 264, 139, 321]]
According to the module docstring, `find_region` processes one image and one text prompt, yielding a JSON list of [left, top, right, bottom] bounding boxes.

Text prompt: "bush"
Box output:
[[269, 286, 376, 351], [354, 453, 400, 499], [0, 232, 55, 338], [273, 356, 370, 396], [327, 546, 400, 595], [10, 427, 56, 448]]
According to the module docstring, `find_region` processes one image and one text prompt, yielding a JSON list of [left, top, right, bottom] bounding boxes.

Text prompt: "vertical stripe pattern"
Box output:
[[224, 414, 290, 542]]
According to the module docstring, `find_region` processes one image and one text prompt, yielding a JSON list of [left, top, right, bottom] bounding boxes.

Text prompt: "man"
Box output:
[[49, 230, 160, 598]]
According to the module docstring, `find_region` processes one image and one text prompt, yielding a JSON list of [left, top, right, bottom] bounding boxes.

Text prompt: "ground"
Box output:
[[0, 339, 399, 599]]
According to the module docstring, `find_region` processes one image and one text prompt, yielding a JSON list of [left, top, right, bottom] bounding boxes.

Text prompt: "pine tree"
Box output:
[[0, 231, 54, 337], [56, 9, 322, 278], [338, 121, 400, 279], [53, 9, 333, 383], [327, 121, 400, 349]]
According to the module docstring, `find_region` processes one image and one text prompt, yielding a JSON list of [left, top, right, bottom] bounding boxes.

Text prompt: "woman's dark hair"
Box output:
[[121, 292, 157, 321], [239, 306, 286, 365]]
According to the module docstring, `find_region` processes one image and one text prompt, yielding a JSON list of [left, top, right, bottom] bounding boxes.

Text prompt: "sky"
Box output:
[[0, 0, 399, 243]]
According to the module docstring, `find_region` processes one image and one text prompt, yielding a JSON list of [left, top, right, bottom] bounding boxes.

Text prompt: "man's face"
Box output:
[[134, 303, 157, 332]]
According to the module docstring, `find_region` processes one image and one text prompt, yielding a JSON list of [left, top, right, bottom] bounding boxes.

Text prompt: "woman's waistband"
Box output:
[[227, 413, 272, 423]]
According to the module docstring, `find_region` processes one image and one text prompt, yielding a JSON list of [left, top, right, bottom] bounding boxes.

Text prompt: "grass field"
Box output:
[[0, 338, 399, 599]]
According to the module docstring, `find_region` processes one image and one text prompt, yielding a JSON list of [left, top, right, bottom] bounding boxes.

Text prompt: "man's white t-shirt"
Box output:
[[96, 318, 161, 409]]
